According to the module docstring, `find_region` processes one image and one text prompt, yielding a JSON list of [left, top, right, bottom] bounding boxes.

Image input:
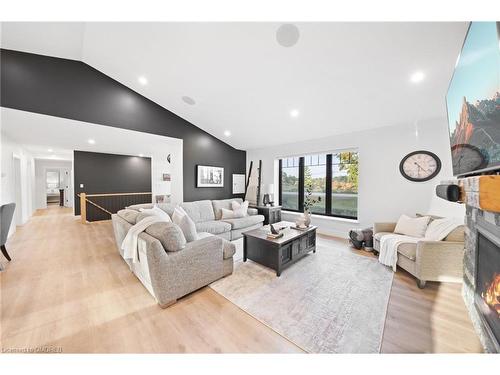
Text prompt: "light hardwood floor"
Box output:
[[0, 206, 482, 353]]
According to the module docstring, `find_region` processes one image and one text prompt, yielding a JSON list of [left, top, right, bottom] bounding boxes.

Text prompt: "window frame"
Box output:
[[279, 151, 358, 220]]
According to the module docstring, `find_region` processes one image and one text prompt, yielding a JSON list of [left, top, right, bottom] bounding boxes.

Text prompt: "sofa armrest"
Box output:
[[247, 207, 258, 216], [415, 240, 464, 282], [146, 235, 224, 306], [373, 222, 397, 234]]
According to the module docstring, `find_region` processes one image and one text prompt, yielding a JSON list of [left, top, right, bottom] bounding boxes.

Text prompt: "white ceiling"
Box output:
[[1, 108, 182, 160], [0, 22, 469, 150]]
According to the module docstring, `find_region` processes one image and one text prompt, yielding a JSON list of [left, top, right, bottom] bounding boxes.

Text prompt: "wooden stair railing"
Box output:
[[78, 192, 152, 223]]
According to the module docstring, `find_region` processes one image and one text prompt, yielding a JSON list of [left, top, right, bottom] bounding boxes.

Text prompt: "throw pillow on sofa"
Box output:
[[139, 205, 172, 222], [145, 222, 186, 252], [394, 214, 431, 238], [221, 208, 235, 219], [231, 200, 249, 218], [172, 206, 198, 242]]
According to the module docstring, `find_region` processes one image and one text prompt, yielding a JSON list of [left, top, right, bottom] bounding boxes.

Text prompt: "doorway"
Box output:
[[46, 169, 61, 205]]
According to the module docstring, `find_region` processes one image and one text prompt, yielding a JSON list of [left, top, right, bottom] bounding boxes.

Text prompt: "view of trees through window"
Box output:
[[332, 152, 358, 218], [304, 154, 326, 214], [279, 151, 358, 219]]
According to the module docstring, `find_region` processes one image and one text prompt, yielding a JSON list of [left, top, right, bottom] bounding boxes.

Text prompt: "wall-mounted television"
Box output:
[[446, 22, 500, 176]]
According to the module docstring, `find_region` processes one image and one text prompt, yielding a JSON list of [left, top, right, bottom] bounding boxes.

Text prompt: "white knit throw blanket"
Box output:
[[122, 215, 167, 263], [378, 234, 420, 272]]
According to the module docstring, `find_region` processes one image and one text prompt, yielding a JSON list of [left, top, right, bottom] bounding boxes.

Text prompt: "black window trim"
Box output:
[[278, 152, 358, 220]]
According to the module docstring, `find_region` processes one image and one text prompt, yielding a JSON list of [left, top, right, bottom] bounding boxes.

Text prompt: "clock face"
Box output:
[[451, 144, 487, 175], [399, 151, 441, 182]]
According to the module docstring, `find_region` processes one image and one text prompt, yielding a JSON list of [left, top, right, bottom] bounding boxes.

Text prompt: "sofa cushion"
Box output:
[[197, 232, 213, 239], [145, 222, 186, 252], [247, 207, 258, 216], [156, 203, 176, 217], [127, 203, 154, 211], [221, 208, 235, 219], [181, 200, 215, 223], [373, 232, 392, 241], [222, 215, 264, 230], [232, 200, 249, 218], [117, 209, 139, 225], [374, 232, 417, 261], [139, 206, 172, 222], [173, 206, 198, 242], [195, 220, 232, 235], [444, 225, 465, 242], [212, 198, 243, 220]]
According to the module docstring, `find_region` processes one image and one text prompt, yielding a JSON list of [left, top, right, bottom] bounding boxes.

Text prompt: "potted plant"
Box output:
[[303, 167, 321, 227]]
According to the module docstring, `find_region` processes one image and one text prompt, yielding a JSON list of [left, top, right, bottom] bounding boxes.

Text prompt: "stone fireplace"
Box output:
[[461, 176, 500, 353]]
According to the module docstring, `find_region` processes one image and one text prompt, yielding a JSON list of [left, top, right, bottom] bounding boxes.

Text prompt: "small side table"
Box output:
[[251, 205, 282, 225]]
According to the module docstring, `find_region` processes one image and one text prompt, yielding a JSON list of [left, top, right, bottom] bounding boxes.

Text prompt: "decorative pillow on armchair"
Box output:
[[231, 200, 249, 218], [394, 214, 431, 238]]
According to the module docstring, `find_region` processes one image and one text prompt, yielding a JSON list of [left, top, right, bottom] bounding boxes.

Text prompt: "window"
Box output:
[[279, 151, 358, 219], [280, 157, 300, 211], [331, 152, 358, 218], [304, 154, 326, 214]]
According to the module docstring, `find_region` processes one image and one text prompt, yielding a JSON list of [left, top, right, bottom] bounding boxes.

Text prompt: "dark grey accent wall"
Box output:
[[0, 48, 246, 202], [73, 150, 152, 215]]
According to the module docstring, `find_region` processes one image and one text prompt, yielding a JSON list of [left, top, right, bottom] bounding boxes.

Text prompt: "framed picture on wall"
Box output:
[[196, 165, 224, 188], [232, 174, 246, 194]]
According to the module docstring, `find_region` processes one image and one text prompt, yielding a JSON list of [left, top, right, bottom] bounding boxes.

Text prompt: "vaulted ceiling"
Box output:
[[0, 22, 468, 150]]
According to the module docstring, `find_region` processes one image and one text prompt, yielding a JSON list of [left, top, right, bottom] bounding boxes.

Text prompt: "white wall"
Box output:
[[151, 145, 183, 205], [247, 118, 465, 238], [34, 159, 73, 210], [2, 108, 184, 205], [1, 134, 36, 237]]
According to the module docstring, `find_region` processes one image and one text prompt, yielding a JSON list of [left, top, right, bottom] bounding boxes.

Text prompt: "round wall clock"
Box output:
[[399, 150, 441, 182]]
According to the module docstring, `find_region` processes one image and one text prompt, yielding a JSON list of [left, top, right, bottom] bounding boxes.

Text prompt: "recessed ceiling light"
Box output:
[[224, 130, 231, 137], [290, 109, 300, 118], [88, 139, 96, 145], [138, 76, 148, 85], [47, 148, 53, 152], [182, 96, 196, 105], [410, 71, 425, 83], [276, 24, 300, 47]]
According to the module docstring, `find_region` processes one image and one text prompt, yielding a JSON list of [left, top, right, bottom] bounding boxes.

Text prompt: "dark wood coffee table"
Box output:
[[242, 221, 317, 276]]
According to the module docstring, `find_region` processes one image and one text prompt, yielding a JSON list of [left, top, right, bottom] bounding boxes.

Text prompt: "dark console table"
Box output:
[[250, 205, 281, 225], [243, 221, 316, 276]]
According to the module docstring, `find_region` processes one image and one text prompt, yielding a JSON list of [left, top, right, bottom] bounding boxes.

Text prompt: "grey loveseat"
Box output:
[[111, 198, 264, 307], [373, 218, 465, 288]]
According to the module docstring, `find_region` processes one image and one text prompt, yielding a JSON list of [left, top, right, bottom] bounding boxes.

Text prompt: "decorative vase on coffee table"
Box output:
[[303, 210, 311, 227]]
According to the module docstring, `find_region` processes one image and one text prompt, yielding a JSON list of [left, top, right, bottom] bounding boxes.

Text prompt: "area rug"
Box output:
[[210, 236, 394, 353]]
